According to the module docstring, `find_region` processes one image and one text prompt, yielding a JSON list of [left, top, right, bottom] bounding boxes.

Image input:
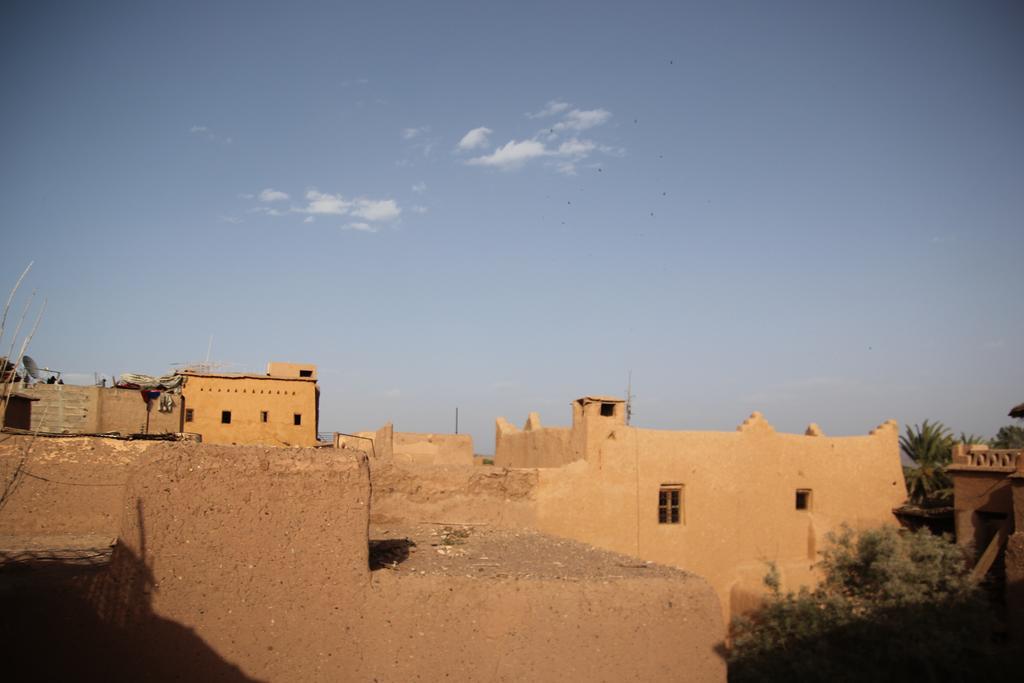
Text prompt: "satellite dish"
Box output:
[[22, 355, 41, 380]]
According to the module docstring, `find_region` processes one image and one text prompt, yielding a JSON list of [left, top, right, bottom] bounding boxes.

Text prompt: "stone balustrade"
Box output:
[[950, 444, 1024, 472]]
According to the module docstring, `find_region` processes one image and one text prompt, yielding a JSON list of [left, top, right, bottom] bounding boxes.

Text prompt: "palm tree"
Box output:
[[957, 433, 988, 446], [991, 425, 1024, 449], [900, 420, 954, 506]]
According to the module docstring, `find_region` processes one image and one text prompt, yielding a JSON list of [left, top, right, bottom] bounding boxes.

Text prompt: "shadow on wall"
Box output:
[[0, 501, 260, 683]]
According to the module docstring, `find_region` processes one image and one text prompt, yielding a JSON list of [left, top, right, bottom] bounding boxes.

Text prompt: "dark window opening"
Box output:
[[221, 410, 231, 424], [185, 409, 194, 423], [299, 369, 313, 377], [260, 411, 268, 423], [796, 489, 811, 510], [600, 402, 616, 417], [658, 486, 682, 524], [294, 413, 302, 426]]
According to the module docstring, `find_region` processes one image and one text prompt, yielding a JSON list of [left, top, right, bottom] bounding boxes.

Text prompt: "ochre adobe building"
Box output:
[[948, 443, 1024, 646], [178, 362, 319, 446], [495, 395, 907, 617]]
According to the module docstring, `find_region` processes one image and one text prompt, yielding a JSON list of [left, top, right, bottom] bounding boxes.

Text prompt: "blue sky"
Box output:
[[1, 1, 1021, 452]]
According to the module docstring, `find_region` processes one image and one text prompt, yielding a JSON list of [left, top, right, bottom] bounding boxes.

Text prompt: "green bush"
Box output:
[[728, 526, 1008, 683]]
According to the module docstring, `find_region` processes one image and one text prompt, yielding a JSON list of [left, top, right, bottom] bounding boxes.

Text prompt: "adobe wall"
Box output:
[[0, 434, 156, 536], [362, 574, 725, 682], [1006, 530, 1024, 649], [369, 459, 539, 527], [112, 443, 372, 681], [494, 415, 574, 468], [181, 375, 319, 446], [1, 438, 727, 681], [98, 387, 181, 434], [392, 431, 474, 465], [496, 408, 906, 618], [341, 424, 474, 465]]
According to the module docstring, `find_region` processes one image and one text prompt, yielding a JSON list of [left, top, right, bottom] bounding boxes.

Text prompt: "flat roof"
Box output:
[[176, 371, 316, 383]]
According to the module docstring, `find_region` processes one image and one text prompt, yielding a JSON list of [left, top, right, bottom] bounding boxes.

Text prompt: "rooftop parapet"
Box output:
[[949, 444, 1024, 473]]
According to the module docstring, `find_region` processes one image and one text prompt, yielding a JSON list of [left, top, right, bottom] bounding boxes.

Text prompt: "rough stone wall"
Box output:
[[19, 384, 99, 432]]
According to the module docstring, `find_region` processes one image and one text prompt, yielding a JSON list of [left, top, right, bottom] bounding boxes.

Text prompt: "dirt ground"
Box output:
[[370, 522, 692, 581]]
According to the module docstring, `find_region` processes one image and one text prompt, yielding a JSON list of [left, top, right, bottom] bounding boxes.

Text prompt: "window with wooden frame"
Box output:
[[658, 485, 683, 524], [260, 411, 268, 423], [184, 408, 194, 423]]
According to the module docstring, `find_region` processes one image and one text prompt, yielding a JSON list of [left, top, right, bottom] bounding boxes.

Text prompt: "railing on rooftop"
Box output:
[[951, 445, 1023, 472]]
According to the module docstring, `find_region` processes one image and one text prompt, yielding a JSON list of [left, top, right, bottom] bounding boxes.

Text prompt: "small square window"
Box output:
[[260, 411, 268, 423], [185, 408, 194, 423], [796, 489, 812, 510], [221, 410, 232, 424], [293, 413, 302, 426], [600, 402, 616, 417], [299, 369, 313, 377], [658, 486, 683, 524]]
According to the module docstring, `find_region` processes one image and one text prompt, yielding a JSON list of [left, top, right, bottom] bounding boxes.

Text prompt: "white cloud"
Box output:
[[258, 188, 290, 202], [190, 125, 231, 144], [457, 126, 493, 151], [344, 222, 376, 232], [466, 139, 550, 170], [219, 215, 242, 224], [352, 198, 401, 222], [556, 138, 597, 157], [300, 190, 352, 215], [296, 191, 401, 223], [527, 100, 570, 119], [412, 181, 427, 194], [303, 216, 315, 223], [402, 126, 428, 140], [248, 206, 285, 216], [412, 205, 428, 214], [553, 108, 611, 133]]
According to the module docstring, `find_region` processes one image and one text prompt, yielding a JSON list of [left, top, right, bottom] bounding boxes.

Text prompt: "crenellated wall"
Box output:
[[496, 399, 907, 618]]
